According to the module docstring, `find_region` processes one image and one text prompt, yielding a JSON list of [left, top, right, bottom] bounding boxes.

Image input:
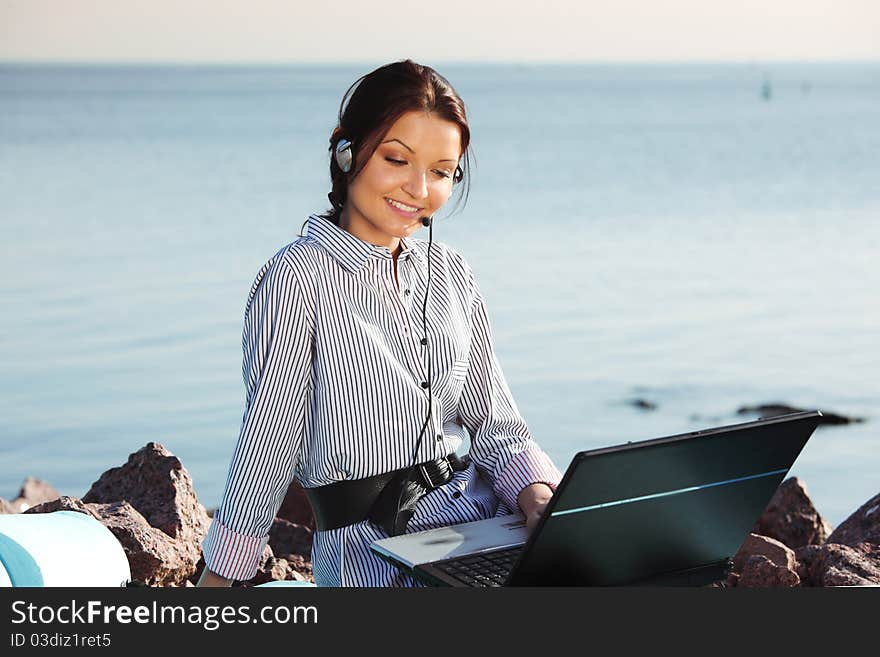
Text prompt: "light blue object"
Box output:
[[0, 510, 131, 587], [0, 533, 43, 586], [255, 580, 316, 587]]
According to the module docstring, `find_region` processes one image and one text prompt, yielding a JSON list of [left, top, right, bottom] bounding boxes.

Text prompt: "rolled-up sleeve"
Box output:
[[455, 261, 562, 513], [201, 256, 312, 581]]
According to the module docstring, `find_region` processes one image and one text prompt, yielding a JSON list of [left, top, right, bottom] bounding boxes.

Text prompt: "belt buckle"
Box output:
[[419, 457, 451, 489]]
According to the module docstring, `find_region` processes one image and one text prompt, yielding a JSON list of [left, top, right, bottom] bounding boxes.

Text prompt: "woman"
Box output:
[[198, 60, 562, 587]]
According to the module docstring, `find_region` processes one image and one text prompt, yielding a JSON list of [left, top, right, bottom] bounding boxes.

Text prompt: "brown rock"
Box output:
[[83, 443, 210, 540], [282, 554, 314, 583], [9, 477, 61, 513], [802, 542, 880, 587], [732, 533, 797, 574], [827, 492, 880, 547], [259, 560, 296, 585], [26, 496, 198, 587], [277, 481, 316, 531], [0, 497, 17, 514], [248, 540, 318, 585], [268, 518, 313, 559], [236, 545, 283, 587], [81, 442, 210, 584], [95, 501, 196, 587], [738, 555, 801, 587], [24, 495, 101, 519], [189, 547, 314, 587], [752, 477, 832, 549], [794, 544, 822, 585]]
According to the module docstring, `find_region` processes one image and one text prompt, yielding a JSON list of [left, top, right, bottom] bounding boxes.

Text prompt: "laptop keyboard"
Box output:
[[434, 547, 522, 587]]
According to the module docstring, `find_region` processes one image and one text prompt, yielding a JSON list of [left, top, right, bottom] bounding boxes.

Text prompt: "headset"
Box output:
[[336, 137, 437, 535]]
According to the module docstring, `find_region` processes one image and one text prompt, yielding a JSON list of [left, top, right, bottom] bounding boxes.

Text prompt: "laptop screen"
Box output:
[[508, 411, 821, 585]]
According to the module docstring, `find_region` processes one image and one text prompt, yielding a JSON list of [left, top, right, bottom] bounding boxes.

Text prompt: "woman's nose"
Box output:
[[402, 169, 428, 201]]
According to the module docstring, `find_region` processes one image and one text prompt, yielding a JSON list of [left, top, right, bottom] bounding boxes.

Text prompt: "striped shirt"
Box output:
[[202, 213, 562, 586]]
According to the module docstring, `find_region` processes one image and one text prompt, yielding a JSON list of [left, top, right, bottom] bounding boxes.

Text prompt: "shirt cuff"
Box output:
[[493, 447, 563, 513], [201, 515, 270, 582]]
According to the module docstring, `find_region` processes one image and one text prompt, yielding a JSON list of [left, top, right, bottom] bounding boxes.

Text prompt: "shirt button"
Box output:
[[452, 492, 462, 499], [421, 381, 429, 389], [436, 434, 443, 442], [402, 326, 409, 333], [404, 289, 411, 296]]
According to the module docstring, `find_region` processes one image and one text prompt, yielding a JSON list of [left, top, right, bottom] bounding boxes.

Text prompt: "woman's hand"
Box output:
[[517, 483, 554, 535]]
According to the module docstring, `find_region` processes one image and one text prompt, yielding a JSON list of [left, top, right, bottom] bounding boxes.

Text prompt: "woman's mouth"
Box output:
[[385, 197, 422, 218]]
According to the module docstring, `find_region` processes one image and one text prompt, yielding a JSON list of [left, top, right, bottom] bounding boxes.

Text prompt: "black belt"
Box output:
[[304, 453, 470, 535]]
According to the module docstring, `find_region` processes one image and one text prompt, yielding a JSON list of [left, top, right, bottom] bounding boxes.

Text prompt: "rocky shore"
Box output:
[[1, 444, 314, 587], [1, 442, 878, 587]]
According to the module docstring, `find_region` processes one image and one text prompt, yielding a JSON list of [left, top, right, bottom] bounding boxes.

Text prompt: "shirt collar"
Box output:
[[306, 214, 425, 273]]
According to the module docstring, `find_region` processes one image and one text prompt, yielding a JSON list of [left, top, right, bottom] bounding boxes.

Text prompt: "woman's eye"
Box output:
[[385, 157, 450, 179]]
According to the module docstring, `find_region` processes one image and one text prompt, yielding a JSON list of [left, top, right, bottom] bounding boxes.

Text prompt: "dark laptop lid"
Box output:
[[507, 411, 822, 586]]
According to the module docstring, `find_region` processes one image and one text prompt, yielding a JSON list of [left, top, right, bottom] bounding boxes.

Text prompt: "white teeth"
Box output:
[[386, 198, 419, 213]]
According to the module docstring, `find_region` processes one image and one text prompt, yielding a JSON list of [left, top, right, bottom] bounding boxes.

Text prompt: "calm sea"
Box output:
[[1, 62, 878, 527]]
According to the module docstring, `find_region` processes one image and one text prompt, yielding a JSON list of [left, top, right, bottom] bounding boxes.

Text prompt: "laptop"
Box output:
[[370, 410, 822, 586]]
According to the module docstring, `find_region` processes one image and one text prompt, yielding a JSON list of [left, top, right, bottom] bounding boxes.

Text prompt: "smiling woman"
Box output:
[[197, 59, 562, 588], [339, 111, 462, 255], [322, 61, 471, 240]]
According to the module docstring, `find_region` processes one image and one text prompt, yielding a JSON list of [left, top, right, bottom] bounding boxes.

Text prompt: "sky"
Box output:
[[1, 0, 878, 63]]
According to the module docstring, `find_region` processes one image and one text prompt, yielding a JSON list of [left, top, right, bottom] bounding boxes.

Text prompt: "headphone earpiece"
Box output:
[[335, 138, 353, 173]]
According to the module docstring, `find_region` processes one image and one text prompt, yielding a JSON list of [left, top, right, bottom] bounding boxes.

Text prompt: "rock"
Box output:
[[282, 554, 314, 583], [24, 495, 101, 520], [794, 544, 822, 585], [752, 477, 832, 549], [9, 477, 61, 512], [268, 518, 313, 559], [93, 501, 197, 587], [189, 543, 314, 587], [26, 496, 198, 587], [827, 492, 880, 547], [277, 481, 316, 531], [732, 533, 797, 574], [738, 555, 800, 587], [801, 542, 880, 587], [237, 545, 287, 587], [82, 442, 210, 579], [240, 541, 314, 586], [736, 403, 864, 425], [629, 399, 657, 411], [0, 497, 17, 514]]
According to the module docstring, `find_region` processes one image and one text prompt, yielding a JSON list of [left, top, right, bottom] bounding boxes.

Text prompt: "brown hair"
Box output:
[[319, 59, 472, 226]]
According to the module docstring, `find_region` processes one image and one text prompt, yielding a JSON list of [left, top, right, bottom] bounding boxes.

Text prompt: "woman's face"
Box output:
[[340, 110, 461, 252]]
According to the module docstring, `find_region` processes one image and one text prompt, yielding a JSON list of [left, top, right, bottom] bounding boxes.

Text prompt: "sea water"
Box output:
[[1, 62, 877, 527]]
